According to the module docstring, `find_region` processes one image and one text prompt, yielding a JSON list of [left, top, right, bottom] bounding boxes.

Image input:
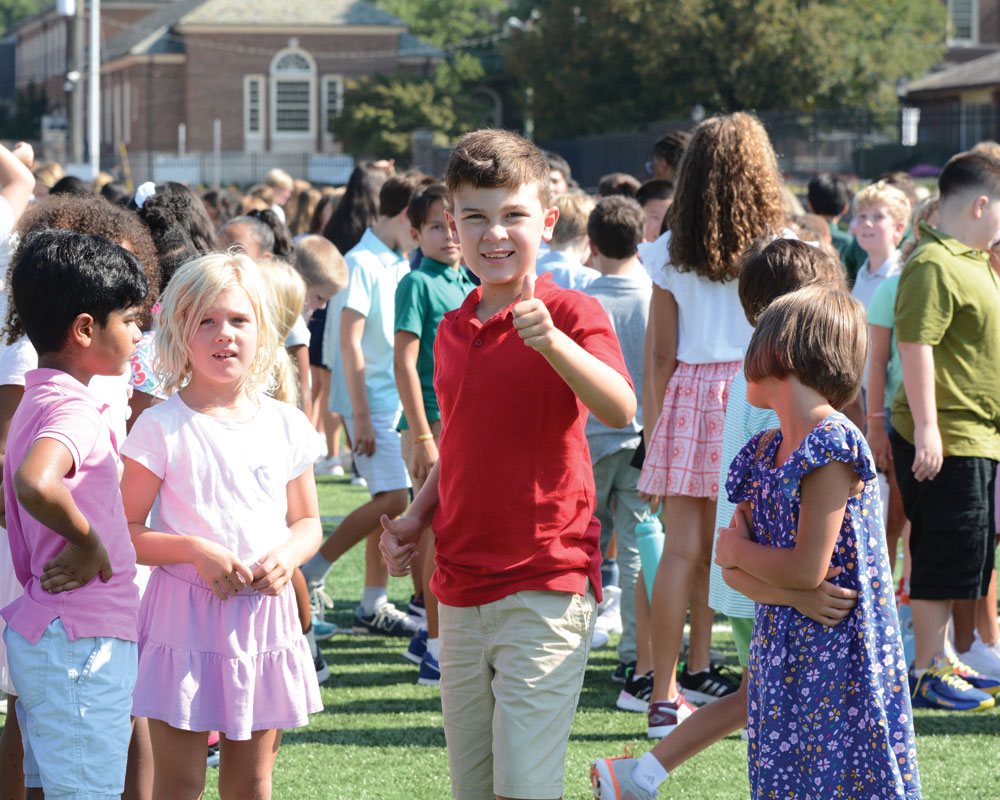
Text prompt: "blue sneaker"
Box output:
[[417, 650, 440, 686], [910, 666, 995, 711], [949, 654, 1000, 696], [405, 629, 428, 665], [312, 617, 336, 642]]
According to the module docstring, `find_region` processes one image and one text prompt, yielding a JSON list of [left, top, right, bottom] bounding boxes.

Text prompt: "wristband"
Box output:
[[414, 432, 435, 442], [865, 412, 885, 419]]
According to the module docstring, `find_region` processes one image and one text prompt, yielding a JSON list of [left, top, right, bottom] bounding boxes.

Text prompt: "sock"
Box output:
[[362, 586, 388, 615], [601, 558, 619, 588], [911, 666, 927, 678], [305, 627, 318, 658], [301, 551, 333, 586], [426, 637, 440, 661], [632, 751, 669, 792]]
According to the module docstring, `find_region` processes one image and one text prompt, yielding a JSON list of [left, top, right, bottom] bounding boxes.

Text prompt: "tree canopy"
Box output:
[[0, 0, 42, 35], [504, 0, 948, 139]]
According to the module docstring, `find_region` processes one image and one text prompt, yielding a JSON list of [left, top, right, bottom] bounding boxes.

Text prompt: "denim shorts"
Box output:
[[3, 618, 137, 798]]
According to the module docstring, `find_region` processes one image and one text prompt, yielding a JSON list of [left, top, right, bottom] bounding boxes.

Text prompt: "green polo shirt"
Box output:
[[828, 221, 854, 267], [394, 257, 475, 430], [892, 222, 1000, 459]]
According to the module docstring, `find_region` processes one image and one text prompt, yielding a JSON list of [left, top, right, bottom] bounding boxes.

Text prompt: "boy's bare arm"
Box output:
[[393, 330, 437, 481], [512, 273, 636, 428], [379, 460, 441, 576], [340, 308, 375, 454], [13, 438, 112, 592], [898, 340, 941, 481]]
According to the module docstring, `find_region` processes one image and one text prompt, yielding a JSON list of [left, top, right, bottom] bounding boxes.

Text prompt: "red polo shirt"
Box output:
[[430, 273, 633, 607]]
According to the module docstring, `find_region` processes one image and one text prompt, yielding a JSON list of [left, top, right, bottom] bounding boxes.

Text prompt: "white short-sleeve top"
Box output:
[[639, 231, 753, 365], [120, 394, 322, 564]]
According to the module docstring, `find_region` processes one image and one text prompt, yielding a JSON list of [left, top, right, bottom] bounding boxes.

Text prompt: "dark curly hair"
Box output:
[[8, 195, 161, 341], [668, 113, 785, 282], [139, 183, 219, 254]]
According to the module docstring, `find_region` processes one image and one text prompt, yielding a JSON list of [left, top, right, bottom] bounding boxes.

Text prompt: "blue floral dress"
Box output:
[[727, 414, 920, 800]]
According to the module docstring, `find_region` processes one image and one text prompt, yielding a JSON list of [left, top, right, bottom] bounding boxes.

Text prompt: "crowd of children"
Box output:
[[0, 118, 998, 800]]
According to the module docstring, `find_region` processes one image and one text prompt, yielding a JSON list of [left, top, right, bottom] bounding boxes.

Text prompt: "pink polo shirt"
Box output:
[[2, 369, 138, 644], [430, 274, 632, 607]]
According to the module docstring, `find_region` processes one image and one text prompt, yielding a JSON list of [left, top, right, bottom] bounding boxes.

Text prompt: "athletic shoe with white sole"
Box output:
[[594, 585, 623, 636], [590, 753, 657, 799], [417, 651, 440, 686], [612, 660, 637, 684], [959, 638, 1000, 682], [405, 628, 428, 665], [309, 583, 334, 623], [677, 663, 739, 704], [616, 670, 653, 712], [312, 617, 336, 641], [353, 602, 420, 637], [646, 694, 696, 738], [948, 653, 1000, 696]]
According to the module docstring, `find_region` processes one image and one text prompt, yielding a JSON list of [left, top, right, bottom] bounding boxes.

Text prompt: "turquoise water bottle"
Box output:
[[636, 509, 664, 604]]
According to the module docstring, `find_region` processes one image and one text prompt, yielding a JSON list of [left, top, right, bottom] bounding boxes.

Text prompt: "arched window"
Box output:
[[270, 46, 316, 145]]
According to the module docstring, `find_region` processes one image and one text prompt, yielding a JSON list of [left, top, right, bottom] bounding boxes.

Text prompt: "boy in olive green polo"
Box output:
[[891, 152, 1000, 711], [393, 183, 475, 684]]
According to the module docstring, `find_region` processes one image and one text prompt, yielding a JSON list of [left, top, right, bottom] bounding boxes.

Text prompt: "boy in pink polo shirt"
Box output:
[[381, 130, 636, 800], [1, 228, 148, 799]]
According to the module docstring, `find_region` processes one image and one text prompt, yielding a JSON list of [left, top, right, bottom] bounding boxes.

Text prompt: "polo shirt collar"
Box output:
[[25, 367, 108, 412], [452, 272, 560, 325], [359, 227, 408, 268], [861, 248, 902, 280], [419, 257, 469, 283], [918, 221, 987, 259]]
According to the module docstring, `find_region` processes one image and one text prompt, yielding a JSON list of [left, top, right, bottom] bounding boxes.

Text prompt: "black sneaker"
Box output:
[[611, 660, 636, 684], [616, 669, 653, 712], [352, 602, 420, 637], [314, 651, 331, 683], [678, 662, 739, 704]]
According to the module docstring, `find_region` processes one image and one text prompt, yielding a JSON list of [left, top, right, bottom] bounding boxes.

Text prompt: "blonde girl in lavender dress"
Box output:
[[120, 253, 322, 799]]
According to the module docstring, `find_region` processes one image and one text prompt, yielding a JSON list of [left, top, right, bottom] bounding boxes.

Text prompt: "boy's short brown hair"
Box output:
[[407, 184, 449, 230], [939, 151, 1000, 200], [588, 196, 644, 259], [446, 129, 552, 208], [294, 234, 348, 293], [744, 285, 867, 409], [550, 193, 595, 245], [737, 239, 844, 325]]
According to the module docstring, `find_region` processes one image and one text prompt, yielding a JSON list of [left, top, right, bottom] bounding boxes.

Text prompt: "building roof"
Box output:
[[102, 0, 413, 63], [906, 49, 1000, 95]]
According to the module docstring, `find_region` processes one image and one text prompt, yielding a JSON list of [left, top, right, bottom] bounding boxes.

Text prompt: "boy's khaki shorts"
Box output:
[[438, 587, 596, 800]]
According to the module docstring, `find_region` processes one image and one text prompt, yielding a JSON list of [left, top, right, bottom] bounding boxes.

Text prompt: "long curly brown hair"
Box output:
[[6, 195, 161, 343], [668, 113, 785, 282]]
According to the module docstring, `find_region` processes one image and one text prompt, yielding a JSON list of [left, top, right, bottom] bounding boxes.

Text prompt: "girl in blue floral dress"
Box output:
[[715, 285, 920, 800]]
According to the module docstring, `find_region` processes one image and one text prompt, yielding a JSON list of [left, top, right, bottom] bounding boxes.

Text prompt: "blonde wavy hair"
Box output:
[[258, 259, 307, 407], [668, 113, 785, 282], [155, 252, 277, 396]]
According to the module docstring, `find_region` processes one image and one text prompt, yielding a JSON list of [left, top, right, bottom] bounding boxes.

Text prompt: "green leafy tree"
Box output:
[[505, 0, 947, 139], [0, 81, 50, 140], [378, 0, 507, 48], [0, 0, 42, 35]]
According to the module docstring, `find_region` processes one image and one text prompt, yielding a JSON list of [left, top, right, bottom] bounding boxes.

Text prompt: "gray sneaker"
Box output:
[[352, 602, 420, 637], [590, 755, 658, 799]]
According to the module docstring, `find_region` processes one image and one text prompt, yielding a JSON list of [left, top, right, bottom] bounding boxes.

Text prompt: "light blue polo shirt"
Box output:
[[328, 228, 410, 417]]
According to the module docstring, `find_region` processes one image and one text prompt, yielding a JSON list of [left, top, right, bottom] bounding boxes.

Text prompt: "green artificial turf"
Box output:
[[198, 474, 1000, 799]]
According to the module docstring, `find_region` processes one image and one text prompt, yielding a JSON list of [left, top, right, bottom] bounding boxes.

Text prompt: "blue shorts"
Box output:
[[3, 618, 137, 799]]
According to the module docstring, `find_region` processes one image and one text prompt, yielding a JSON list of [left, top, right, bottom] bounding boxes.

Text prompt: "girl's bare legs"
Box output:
[[685, 498, 717, 675], [977, 570, 999, 646], [634, 574, 653, 674], [291, 568, 312, 632], [649, 672, 748, 771], [148, 719, 209, 800], [123, 716, 154, 800], [0, 695, 24, 800], [218, 729, 282, 800], [884, 464, 908, 575], [649, 496, 715, 703]]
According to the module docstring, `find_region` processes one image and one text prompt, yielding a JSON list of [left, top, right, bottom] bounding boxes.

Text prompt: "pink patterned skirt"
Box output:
[[638, 360, 741, 499]]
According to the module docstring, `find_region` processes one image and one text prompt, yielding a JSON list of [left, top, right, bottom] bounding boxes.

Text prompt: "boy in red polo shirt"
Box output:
[[380, 130, 636, 800]]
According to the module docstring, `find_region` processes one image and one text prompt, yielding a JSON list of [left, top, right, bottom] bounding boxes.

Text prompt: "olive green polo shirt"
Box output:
[[393, 257, 475, 430], [891, 222, 1000, 459]]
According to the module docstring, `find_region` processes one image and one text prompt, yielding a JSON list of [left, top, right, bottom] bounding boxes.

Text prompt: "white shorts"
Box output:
[[346, 412, 410, 495]]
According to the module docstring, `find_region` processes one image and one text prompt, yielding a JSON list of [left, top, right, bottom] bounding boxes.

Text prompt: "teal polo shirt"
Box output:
[[394, 257, 475, 430]]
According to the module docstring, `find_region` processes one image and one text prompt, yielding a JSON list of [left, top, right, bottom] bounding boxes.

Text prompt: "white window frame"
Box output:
[[948, 0, 979, 44], [321, 74, 344, 150], [269, 47, 316, 143], [244, 74, 265, 152]]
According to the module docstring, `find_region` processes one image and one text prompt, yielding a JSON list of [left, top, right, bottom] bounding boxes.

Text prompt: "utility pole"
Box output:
[[72, 0, 84, 163], [88, 0, 100, 179]]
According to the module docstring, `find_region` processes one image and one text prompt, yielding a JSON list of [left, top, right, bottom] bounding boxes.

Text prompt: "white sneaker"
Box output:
[[313, 456, 340, 475], [595, 585, 623, 636], [959, 639, 1000, 681], [592, 628, 610, 649]]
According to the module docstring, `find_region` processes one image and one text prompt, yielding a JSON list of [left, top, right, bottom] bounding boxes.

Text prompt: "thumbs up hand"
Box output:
[[512, 272, 559, 352]]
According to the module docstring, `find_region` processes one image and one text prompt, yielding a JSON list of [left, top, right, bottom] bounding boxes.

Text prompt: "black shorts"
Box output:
[[307, 307, 329, 369], [890, 431, 996, 600]]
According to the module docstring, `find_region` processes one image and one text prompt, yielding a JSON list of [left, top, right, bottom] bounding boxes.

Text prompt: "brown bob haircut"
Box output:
[[669, 112, 784, 282], [737, 239, 845, 326], [744, 285, 867, 410], [445, 129, 552, 208]]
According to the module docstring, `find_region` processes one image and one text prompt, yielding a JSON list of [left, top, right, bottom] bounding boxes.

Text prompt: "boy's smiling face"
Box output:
[[448, 182, 558, 296]]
